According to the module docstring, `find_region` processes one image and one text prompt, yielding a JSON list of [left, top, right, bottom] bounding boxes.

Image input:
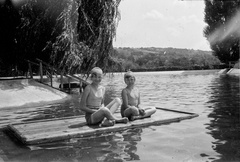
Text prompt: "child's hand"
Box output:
[[139, 108, 145, 116]]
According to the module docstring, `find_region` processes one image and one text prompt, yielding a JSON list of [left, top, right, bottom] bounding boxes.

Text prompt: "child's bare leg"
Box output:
[[100, 98, 120, 124], [100, 97, 121, 125], [103, 98, 127, 124], [106, 97, 122, 113], [143, 107, 156, 117], [124, 107, 139, 121], [100, 116, 128, 126], [131, 107, 156, 121], [124, 107, 139, 117], [130, 115, 146, 121], [115, 117, 129, 123], [99, 119, 115, 127], [92, 107, 128, 125]]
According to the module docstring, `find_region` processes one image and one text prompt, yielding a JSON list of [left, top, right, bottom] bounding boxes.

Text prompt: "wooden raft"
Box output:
[[6, 107, 198, 145]]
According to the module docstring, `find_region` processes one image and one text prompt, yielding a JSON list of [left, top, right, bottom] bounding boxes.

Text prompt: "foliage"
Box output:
[[0, 0, 21, 76], [17, 0, 64, 64], [42, 0, 122, 75], [204, 0, 240, 64], [0, 0, 121, 76], [113, 47, 222, 72]]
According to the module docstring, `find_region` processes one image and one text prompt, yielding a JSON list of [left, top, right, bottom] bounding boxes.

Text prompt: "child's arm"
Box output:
[[121, 89, 129, 109], [137, 90, 141, 108], [101, 86, 106, 108], [79, 85, 97, 114], [137, 91, 145, 115]]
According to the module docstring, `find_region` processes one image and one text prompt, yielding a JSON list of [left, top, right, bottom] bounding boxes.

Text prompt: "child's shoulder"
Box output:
[[122, 87, 138, 93], [99, 85, 105, 90], [85, 84, 92, 89], [83, 85, 92, 92], [122, 87, 128, 92]]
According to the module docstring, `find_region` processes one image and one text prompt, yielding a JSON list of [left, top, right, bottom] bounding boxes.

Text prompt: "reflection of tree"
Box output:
[[76, 128, 143, 161], [121, 128, 142, 160], [206, 75, 240, 161], [2, 127, 143, 161]]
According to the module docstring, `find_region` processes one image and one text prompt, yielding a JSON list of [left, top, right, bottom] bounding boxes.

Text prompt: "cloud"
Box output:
[[167, 27, 181, 37], [173, 0, 197, 8], [143, 10, 164, 20], [114, 0, 211, 50], [176, 15, 202, 24]]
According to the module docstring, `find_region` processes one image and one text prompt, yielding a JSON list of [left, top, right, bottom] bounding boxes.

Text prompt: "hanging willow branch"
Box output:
[[16, 0, 122, 74], [50, 0, 86, 74], [50, 0, 122, 74]]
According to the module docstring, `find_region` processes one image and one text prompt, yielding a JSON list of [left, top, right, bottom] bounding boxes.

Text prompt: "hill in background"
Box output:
[[113, 47, 223, 72]]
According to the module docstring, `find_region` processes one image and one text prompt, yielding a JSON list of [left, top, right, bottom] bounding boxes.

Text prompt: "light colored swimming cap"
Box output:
[[91, 67, 103, 75], [124, 71, 134, 78]]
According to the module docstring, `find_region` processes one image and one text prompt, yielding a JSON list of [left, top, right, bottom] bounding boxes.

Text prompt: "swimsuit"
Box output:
[[121, 88, 139, 117], [85, 85, 105, 125]]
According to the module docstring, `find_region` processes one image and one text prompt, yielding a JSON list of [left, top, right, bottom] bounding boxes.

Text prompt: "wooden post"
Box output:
[[79, 80, 83, 93], [39, 61, 43, 83], [60, 72, 63, 90], [28, 61, 33, 79], [68, 76, 71, 93], [50, 67, 53, 87]]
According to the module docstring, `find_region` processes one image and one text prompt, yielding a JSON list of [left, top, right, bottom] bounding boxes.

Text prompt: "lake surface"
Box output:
[[0, 70, 239, 162]]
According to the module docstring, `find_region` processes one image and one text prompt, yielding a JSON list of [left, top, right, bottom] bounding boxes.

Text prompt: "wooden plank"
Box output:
[[6, 108, 198, 145], [7, 124, 28, 144], [20, 119, 83, 136]]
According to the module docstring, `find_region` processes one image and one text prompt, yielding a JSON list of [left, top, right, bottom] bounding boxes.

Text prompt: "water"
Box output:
[[0, 70, 239, 162]]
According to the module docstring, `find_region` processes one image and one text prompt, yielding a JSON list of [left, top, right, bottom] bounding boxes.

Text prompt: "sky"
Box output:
[[113, 0, 211, 51]]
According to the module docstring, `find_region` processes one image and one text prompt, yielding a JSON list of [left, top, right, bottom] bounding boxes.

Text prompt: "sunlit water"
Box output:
[[0, 70, 239, 162]]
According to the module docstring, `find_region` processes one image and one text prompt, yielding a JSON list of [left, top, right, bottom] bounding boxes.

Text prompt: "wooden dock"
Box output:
[[6, 107, 198, 145]]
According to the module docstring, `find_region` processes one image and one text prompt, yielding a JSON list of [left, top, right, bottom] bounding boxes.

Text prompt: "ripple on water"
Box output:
[[0, 71, 239, 162]]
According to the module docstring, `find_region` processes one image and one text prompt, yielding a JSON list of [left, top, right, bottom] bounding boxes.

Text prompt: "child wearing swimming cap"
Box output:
[[121, 71, 156, 121], [80, 67, 129, 127]]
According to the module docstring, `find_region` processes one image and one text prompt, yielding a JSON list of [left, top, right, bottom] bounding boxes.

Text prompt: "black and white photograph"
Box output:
[[0, 0, 239, 161]]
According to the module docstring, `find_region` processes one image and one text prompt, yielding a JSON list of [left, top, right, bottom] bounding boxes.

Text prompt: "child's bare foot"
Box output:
[[130, 115, 141, 121], [99, 120, 115, 127], [122, 117, 129, 123], [139, 109, 146, 116], [130, 115, 136, 121], [116, 117, 129, 123]]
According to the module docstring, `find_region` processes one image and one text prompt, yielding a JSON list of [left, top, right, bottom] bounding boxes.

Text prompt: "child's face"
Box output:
[[124, 76, 135, 85], [91, 73, 103, 84]]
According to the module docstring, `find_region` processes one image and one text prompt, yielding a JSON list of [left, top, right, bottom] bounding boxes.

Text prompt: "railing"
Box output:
[[26, 59, 89, 93]]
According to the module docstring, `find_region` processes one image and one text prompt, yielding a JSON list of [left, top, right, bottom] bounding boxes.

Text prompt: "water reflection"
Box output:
[[1, 70, 240, 161], [206, 75, 240, 161], [69, 128, 142, 161], [1, 127, 143, 162]]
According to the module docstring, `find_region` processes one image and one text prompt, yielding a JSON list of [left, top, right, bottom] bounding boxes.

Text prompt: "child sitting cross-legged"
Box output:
[[80, 67, 129, 127], [121, 71, 156, 121]]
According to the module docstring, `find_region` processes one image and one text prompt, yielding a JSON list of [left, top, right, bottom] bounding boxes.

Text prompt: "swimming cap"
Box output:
[[91, 67, 103, 75], [124, 71, 134, 78]]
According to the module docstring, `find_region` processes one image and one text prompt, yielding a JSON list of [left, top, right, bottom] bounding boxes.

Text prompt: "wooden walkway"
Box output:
[[6, 107, 198, 145]]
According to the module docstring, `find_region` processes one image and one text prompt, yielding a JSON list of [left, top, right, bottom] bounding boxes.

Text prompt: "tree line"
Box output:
[[112, 47, 223, 72]]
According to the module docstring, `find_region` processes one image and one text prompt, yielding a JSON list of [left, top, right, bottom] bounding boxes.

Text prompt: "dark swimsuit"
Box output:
[[85, 112, 92, 125]]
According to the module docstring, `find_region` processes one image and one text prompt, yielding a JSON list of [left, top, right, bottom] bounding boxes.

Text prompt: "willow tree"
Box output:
[[44, 0, 122, 74], [204, 0, 240, 64], [2, 0, 122, 76], [55, 0, 122, 74]]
